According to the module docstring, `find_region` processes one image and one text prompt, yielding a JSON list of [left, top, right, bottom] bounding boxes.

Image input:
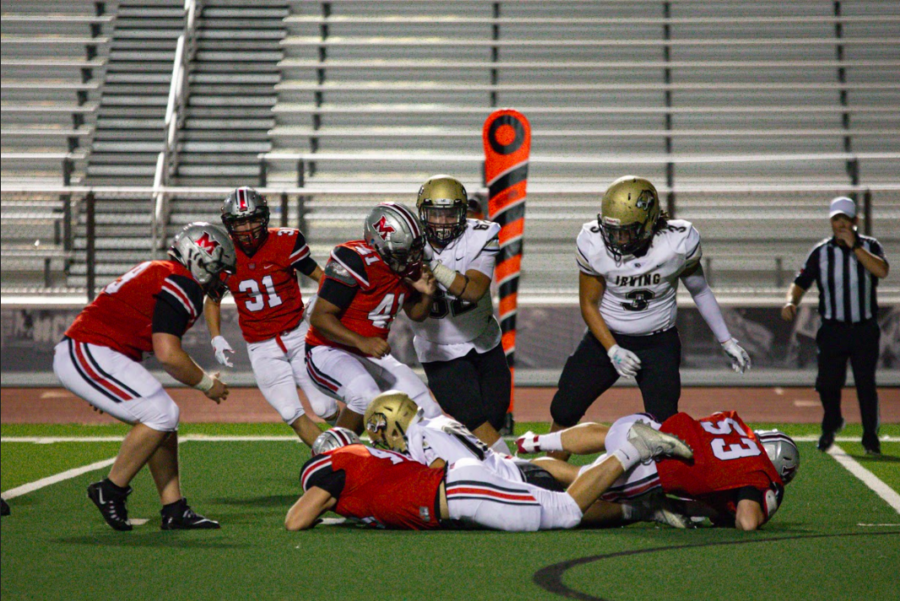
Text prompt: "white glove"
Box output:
[[211, 335, 234, 368], [607, 344, 641, 378], [721, 338, 751, 373]]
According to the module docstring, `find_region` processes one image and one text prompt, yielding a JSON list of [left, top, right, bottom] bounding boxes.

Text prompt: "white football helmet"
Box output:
[[757, 430, 800, 484], [168, 222, 237, 301], [362, 202, 425, 276], [311, 427, 361, 456]]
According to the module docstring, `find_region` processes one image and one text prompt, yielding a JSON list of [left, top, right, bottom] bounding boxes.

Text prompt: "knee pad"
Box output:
[[308, 395, 340, 420], [141, 395, 180, 432], [342, 375, 381, 415], [280, 405, 305, 425]]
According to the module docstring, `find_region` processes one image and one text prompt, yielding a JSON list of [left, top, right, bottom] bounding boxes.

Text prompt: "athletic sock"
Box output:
[[612, 440, 642, 471], [537, 432, 563, 452], [491, 437, 511, 456], [103, 478, 130, 496]]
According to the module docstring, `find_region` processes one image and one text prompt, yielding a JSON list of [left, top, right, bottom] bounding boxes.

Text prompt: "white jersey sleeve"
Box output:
[[576, 222, 603, 277], [410, 220, 502, 363], [583, 219, 701, 336], [410, 416, 525, 482]]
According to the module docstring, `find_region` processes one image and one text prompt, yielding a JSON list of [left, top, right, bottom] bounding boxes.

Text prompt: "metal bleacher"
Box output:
[[1, 0, 899, 301]]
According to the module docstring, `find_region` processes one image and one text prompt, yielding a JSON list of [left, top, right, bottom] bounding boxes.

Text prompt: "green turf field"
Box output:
[[2, 423, 898, 601]]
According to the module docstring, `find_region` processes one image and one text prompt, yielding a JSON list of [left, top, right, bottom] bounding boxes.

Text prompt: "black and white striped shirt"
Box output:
[[794, 235, 886, 323]]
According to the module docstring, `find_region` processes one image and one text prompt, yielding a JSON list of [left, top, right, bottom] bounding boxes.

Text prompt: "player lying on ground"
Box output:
[[516, 412, 799, 531], [285, 420, 694, 531], [363, 391, 691, 528]]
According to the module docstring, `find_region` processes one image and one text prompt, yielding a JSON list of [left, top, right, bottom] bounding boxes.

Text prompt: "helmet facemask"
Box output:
[[363, 391, 419, 453], [600, 219, 651, 258], [416, 175, 468, 246], [221, 187, 270, 256], [420, 203, 466, 246]]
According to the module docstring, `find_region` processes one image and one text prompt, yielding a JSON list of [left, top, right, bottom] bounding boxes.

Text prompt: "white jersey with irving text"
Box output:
[[406, 412, 525, 483], [576, 218, 702, 336], [411, 219, 502, 363]]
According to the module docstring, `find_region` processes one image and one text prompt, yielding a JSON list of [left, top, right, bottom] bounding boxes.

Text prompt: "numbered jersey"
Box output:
[[65, 260, 204, 361], [576, 219, 702, 335], [411, 219, 502, 362], [305, 240, 414, 353], [658, 411, 784, 520], [228, 228, 316, 343], [406, 413, 523, 483], [300, 444, 444, 530]]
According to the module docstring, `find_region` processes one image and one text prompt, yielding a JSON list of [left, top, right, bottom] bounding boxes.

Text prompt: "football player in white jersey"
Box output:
[[364, 391, 565, 491], [409, 175, 511, 455], [548, 176, 751, 459]]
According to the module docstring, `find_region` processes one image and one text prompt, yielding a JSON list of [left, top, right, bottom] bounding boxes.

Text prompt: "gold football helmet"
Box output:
[[416, 174, 468, 245], [599, 175, 661, 257], [364, 391, 419, 453]]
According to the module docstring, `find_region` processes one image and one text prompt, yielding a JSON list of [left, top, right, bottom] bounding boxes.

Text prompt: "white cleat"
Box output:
[[626, 422, 693, 462], [649, 506, 693, 529]]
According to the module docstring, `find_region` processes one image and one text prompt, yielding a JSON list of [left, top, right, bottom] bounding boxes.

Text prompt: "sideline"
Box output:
[[828, 444, 900, 514], [1, 457, 115, 500]]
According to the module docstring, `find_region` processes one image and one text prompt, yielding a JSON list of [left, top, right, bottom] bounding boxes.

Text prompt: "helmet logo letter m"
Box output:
[[195, 232, 220, 255], [374, 216, 395, 240]]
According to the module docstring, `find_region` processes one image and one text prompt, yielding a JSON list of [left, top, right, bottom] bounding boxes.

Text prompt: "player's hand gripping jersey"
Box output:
[[228, 227, 317, 342], [658, 411, 784, 522], [576, 219, 702, 335], [300, 444, 444, 530], [411, 219, 502, 362], [305, 241, 414, 354], [65, 260, 204, 361]]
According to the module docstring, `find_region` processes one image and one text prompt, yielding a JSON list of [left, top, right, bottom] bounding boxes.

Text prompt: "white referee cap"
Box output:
[[829, 196, 856, 219]]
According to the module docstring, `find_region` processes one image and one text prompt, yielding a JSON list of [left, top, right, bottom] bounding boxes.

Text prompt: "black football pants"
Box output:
[[422, 343, 512, 432], [550, 327, 682, 427], [816, 319, 881, 444]]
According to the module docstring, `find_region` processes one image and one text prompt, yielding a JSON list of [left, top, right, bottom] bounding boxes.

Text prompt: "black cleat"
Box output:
[[862, 436, 882, 456], [160, 498, 220, 530], [817, 419, 845, 452], [817, 431, 836, 452], [1, 498, 10, 516], [87, 481, 133, 531]]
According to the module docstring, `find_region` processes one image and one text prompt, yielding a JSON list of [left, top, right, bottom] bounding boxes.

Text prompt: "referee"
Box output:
[[781, 197, 889, 455]]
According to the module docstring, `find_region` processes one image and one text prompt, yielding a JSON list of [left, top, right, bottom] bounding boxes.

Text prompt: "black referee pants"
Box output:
[[421, 343, 512, 433], [816, 319, 881, 444], [550, 327, 682, 427]]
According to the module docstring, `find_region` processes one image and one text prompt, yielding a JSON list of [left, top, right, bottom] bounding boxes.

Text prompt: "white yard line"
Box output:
[[828, 444, 900, 514], [1, 457, 115, 500], [5, 434, 893, 444]]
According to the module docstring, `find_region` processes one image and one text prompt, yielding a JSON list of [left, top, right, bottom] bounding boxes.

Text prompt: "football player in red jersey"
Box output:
[[305, 202, 444, 434], [285, 420, 694, 531], [53, 223, 236, 532], [516, 411, 799, 531], [204, 187, 339, 447]]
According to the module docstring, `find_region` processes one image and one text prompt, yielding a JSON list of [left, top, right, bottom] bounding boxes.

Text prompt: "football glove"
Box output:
[[721, 338, 751, 373], [211, 335, 234, 368], [607, 344, 641, 378]]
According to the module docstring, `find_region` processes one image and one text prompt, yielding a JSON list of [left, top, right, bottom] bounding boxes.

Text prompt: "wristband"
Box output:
[[431, 262, 458, 289], [194, 372, 214, 392]]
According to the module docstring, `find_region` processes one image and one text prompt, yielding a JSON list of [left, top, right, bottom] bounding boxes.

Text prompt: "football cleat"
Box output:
[[626, 422, 693, 463], [87, 481, 133, 531], [515, 431, 542, 455], [1, 498, 10, 516], [160, 498, 220, 530]]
